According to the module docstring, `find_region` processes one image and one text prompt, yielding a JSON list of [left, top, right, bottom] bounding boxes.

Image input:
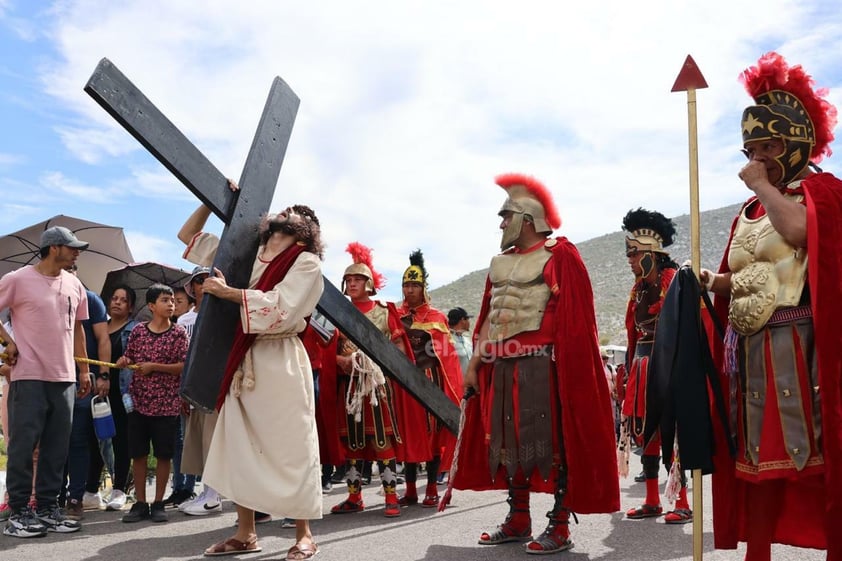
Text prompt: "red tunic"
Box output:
[[395, 302, 463, 469], [304, 324, 344, 467], [622, 268, 676, 453], [318, 299, 430, 463]]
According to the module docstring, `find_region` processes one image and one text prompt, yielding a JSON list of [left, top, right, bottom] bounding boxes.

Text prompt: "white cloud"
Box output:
[[0, 152, 23, 167], [5, 0, 842, 296], [40, 170, 114, 200], [123, 230, 188, 270], [0, 1, 38, 41]]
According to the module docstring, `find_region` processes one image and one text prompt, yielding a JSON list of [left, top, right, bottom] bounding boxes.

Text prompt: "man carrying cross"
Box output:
[[178, 183, 324, 560]]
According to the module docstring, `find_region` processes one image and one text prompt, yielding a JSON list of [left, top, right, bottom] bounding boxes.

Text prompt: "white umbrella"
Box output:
[[0, 215, 134, 294]]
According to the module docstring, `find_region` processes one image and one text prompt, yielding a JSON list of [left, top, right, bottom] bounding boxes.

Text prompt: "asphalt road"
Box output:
[[0, 452, 825, 560]]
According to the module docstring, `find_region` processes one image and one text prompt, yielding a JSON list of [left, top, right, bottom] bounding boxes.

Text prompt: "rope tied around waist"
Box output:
[[232, 332, 297, 400]]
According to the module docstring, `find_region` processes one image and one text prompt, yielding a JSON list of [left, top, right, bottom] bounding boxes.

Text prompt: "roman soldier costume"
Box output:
[[618, 208, 689, 523], [396, 250, 462, 509], [327, 242, 408, 518], [451, 173, 619, 555], [709, 52, 842, 561]]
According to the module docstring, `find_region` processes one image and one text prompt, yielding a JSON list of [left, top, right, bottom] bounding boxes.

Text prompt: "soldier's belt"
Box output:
[[634, 341, 654, 357], [767, 305, 812, 326]]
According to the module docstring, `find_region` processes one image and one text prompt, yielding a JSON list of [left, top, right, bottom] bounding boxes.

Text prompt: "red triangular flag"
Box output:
[[671, 54, 708, 92]]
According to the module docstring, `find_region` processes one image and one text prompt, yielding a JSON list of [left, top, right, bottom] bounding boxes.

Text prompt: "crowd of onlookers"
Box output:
[[0, 229, 475, 541]]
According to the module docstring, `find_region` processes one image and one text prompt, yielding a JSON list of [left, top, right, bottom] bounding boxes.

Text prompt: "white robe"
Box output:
[[185, 233, 324, 519]]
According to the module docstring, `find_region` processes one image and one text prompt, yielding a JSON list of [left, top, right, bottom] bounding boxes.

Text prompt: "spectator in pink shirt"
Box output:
[[0, 226, 92, 538]]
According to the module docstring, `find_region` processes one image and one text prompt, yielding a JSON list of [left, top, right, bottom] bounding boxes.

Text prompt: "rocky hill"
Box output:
[[429, 203, 742, 345]]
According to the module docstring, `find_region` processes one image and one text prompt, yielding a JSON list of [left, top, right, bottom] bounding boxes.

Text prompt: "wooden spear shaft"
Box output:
[[686, 85, 704, 561], [688, 88, 702, 276], [672, 54, 708, 561]]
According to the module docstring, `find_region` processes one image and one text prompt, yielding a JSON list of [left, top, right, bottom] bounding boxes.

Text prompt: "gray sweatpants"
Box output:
[[6, 380, 74, 512]]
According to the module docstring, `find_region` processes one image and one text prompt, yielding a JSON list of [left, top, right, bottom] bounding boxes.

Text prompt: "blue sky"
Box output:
[[1, 0, 841, 302]]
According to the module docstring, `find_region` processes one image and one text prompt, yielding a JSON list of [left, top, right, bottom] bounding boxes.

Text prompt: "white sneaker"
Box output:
[[82, 491, 104, 510], [178, 489, 205, 513], [182, 496, 222, 516], [106, 490, 127, 511]]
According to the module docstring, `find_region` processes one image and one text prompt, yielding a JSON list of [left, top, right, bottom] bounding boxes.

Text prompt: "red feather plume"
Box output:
[[345, 242, 385, 290], [495, 173, 561, 230], [740, 51, 837, 162]]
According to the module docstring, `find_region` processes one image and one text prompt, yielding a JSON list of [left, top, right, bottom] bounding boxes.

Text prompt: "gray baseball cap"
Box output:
[[184, 265, 211, 298], [39, 226, 89, 250]]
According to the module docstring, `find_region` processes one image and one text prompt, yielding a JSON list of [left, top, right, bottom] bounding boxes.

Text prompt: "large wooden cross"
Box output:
[[84, 58, 459, 433]]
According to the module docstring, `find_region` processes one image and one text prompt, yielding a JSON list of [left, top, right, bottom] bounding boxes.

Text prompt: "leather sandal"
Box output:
[[330, 499, 364, 514], [626, 504, 663, 519], [478, 523, 532, 545], [421, 494, 440, 508], [286, 541, 319, 560], [204, 535, 262, 556], [664, 508, 693, 524], [524, 534, 574, 555]]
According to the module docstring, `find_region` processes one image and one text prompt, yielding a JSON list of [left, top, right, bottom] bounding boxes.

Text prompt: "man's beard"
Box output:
[[269, 216, 297, 236], [266, 215, 314, 246]]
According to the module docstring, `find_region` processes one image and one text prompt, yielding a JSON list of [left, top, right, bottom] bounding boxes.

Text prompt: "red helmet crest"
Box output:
[[345, 242, 385, 290], [495, 173, 561, 230]]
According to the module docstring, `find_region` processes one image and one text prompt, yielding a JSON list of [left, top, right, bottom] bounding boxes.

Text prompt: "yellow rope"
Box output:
[[0, 353, 138, 370]]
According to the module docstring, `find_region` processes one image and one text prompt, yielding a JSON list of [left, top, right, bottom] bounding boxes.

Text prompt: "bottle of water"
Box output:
[[122, 392, 134, 413], [91, 396, 117, 440]]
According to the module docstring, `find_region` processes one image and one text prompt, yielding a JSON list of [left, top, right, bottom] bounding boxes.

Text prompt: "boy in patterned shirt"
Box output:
[[115, 284, 188, 523]]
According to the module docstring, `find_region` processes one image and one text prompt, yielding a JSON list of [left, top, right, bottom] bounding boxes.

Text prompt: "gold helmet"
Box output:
[[622, 208, 675, 256], [740, 52, 837, 185], [496, 173, 561, 250], [622, 208, 676, 278], [402, 249, 429, 303], [342, 242, 384, 295]]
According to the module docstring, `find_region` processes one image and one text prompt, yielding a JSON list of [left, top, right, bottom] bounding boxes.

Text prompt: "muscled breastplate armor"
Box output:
[[338, 304, 390, 356], [487, 247, 552, 342], [728, 191, 808, 336]]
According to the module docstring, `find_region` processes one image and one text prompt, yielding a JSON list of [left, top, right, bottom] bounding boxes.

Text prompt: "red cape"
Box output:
[[395, 301, 464, 469], [452, 237, 620, 514], [709, 173, 842, 558], [311, 328, 344, 467]]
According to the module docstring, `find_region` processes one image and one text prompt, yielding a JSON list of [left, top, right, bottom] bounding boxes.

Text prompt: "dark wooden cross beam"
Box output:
[[84, 58, 460, 434], [316, 283, 460, 433]]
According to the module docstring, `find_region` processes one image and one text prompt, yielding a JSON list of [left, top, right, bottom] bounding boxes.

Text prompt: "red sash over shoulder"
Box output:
[[216, 243, 306, 411]]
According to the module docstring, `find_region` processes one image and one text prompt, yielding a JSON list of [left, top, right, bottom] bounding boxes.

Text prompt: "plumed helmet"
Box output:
[[402, 249, 428, 286], [343, 242, 385, 295], [740, 52, 838, 185], [496, 173, 561, 250], [622, 208, 676, 256], [402, 249, 429, 303]]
